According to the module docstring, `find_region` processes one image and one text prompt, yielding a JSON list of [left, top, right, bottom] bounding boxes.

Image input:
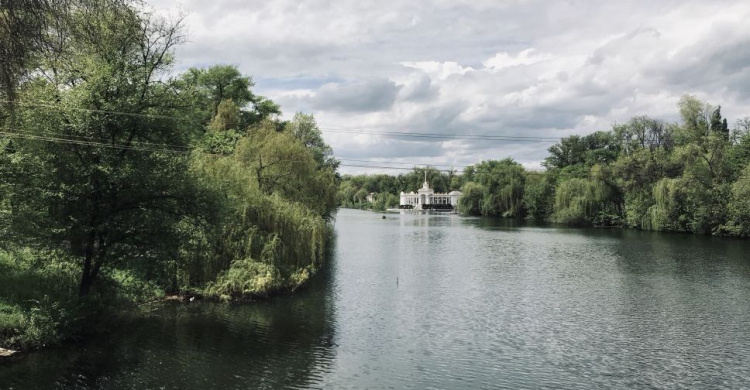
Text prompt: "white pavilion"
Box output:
[[399, 173, 462, 210]]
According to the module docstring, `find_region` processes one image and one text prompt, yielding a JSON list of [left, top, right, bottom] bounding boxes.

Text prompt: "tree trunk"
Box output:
[[78, 270, 93, 297], [78, 229, 96, 297]]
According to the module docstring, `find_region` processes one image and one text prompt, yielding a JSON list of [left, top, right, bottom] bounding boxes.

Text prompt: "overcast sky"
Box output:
[[150, 0, 750, 174]]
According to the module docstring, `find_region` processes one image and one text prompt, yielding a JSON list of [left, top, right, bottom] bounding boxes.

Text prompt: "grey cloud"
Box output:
[[308, 79, 402, 113], [587, 28, 661, 66], [718, 42, 750, 75], [338, 140, 445, 160], [148, 0, 750, 173], [399, 75, 438, 102]]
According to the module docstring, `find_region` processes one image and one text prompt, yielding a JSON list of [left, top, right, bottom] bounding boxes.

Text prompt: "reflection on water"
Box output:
[[3, 209, 750, 389], [0, 248, 337, 390]]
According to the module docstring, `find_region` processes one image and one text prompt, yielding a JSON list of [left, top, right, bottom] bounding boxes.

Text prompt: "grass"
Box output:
[[0, 249, 163, 351], [203, 257, 318, 301]]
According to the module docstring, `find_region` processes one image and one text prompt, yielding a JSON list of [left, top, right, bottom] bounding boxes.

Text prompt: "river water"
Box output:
[[2, 208, 750, 389]]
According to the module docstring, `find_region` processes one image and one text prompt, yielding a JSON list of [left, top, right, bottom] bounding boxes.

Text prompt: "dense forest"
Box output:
[[340, 96, 750, 237], [0, 0, 338, 350]]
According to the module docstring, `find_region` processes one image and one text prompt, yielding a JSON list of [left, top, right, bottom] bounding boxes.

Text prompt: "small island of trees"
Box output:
[[1, 0, 337, 351]]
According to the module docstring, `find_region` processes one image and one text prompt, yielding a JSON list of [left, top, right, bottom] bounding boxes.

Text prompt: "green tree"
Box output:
[[458, 182, 485, 216], [552, 167, 619, 227], [722, 163, 750, 236], [209, 99, 241, 132], [181, 65, 254, 118], [471, 159, 526, 217], [285, 113, 338, 171], [0, 1, 203, 297], [614, 116, 674, 154], [0, 0, 72, 105], [238, 121, 338, 219], [523, 173, 554, 220]]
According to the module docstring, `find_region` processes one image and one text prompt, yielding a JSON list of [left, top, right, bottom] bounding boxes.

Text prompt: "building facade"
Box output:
[[399, 177, 462, 210]]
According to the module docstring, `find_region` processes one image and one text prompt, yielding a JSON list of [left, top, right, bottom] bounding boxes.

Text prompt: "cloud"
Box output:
[[310, 79, 402, 113], [149, 0, 750, 173], [483, 49, 551, 70]]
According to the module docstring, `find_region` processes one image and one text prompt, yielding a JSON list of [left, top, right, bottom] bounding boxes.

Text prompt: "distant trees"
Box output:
[[337, 167, 460, 210], [337, 95, 750, 237]]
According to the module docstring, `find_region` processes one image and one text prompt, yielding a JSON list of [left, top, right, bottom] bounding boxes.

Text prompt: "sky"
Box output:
[[149, 0, 750, 174]]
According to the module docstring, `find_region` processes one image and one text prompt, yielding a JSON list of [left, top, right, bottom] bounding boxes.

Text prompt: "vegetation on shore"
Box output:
[[0, 0, 337, 350], [339, 96, 750, 237], [338, 169, 461, 211]]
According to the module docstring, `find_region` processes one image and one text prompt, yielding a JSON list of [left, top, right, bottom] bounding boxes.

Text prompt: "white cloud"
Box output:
[[149, 0, 750, 174], [483, 49, 551, 70], [400, 62, 475, 80]]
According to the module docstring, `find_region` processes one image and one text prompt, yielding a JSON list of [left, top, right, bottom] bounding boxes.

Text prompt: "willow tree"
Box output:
[[722, 164, 750, 236], [239, 121, 338, 219], [468, 159, 526, 217], [188, 119, 335, 297], [552, 165, 621, 226], [458, 182, 485, 216], [0, 1, 205, 297]]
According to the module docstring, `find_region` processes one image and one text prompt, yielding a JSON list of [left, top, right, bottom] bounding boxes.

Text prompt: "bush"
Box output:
[[205, 258, 283, 300]]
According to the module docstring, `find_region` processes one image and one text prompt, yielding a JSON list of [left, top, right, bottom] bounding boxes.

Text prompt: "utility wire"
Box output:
[[321, 128, 560, 142], [0, 131, 190, 154], [2, 99, 564, 143], [2, 131, 552, 174], [0, 99, 196, 122]]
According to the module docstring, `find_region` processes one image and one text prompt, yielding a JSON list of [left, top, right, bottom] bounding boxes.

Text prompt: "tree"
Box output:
[[676, 94, 719, 145], [0, 0, 69, 106], [238, 121, 338, 219], [458, 182, 485, 216], [552, 167, 619, 227], [544, 131, 619, 170], [544, 135, 588, 169], [722, 163, 750, 236], [523, 173, 554, 220], [710, 106, 730, 141], [465, 159, 526, 217], [285, 113, 338, 171], [614, 116, 674, 154], [0, 1, 204, 297], [180, 65, 254, 118], [209, 99, 241, 132]]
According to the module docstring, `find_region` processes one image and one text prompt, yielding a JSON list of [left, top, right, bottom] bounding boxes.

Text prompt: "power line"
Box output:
[[322, 128, 560, 142], [0, 99, 197, 122], [0, 131, 190, 154], [336, 158, 462, 169], [2, 131, 548, 173], [2, 99, 564, 143], [25, 129, 193, 150]]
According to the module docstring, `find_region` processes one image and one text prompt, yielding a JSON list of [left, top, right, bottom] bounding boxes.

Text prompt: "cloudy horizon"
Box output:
[[151, 0, 750, 174]]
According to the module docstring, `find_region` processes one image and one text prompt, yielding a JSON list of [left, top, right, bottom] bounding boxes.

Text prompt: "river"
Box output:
[[2, 208, 750, 389]]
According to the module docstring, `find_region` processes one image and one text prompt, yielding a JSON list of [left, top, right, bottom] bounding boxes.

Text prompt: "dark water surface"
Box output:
[[2, 209, 750, 389]]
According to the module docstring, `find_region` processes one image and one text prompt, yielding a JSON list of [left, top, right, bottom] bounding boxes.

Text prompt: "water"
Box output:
[[2, 208, 750, 389]]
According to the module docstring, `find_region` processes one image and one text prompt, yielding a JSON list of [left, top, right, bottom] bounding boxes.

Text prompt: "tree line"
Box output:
[[338, 168, 462, 211], [341, 96, 750, 237], [0, 0, 338, 349]]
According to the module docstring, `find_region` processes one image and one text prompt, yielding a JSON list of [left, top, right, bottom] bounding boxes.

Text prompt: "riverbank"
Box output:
[[5, 209, 749, 389], [0, 247, 323, 355], [0, 248, 163, 353]]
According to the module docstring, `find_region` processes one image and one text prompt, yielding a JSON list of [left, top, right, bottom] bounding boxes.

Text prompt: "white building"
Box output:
[[399, 174, 462, 210]]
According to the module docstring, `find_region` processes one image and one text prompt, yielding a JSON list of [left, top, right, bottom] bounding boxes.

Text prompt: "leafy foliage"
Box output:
[[0, 0, 338, 348], [338, 95, 749, 237]]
